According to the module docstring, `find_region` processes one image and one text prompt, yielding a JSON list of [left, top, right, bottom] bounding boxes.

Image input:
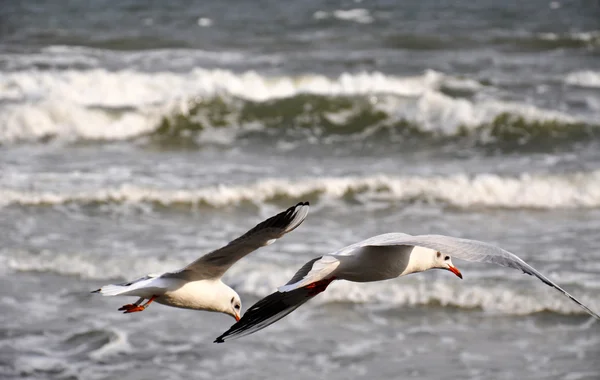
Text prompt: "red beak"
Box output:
[[235, 314, 241, 322], [447, 265, 463, 279]]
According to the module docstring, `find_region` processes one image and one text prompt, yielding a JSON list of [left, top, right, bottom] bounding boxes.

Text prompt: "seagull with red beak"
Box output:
[[215, 233, 599, 343], [92, 202, 310, 322]]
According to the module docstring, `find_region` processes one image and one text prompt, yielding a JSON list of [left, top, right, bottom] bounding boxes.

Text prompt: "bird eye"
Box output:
[[234, 304, 240, 310], [444, 256, 450, 261]]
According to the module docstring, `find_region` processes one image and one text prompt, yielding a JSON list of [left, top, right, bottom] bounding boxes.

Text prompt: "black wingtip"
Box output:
[[91, 288, 101, 294], [214, 337, 225, 344], [296, 201, 309, 207]]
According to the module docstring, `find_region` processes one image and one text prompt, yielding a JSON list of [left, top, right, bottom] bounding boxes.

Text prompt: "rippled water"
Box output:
[[1, 1, 600, 379]]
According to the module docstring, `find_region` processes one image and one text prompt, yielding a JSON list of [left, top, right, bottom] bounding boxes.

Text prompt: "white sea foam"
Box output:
[[538, 30, 600, 43], [197, 17, 213, 27], [314, 9, 374, 24], [0, 68, 584, 143], [87, 329, 132, 360], [1, 171, 600, 209], [565, 71, 600, 89]]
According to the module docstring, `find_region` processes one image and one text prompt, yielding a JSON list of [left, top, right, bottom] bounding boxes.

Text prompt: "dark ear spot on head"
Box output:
[[444, 256, 450, 261], [436, 252, 441, 258], [231, 297, 235, 303]]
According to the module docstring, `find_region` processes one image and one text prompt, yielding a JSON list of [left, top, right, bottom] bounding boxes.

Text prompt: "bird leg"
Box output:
[[118, 298, 144, 311], [121, 295, 158, 313]]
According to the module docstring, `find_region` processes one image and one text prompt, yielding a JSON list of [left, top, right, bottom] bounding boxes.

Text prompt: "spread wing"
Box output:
[[214, 255, 339, 343], [166, 202, 309, 281], [361, 233, 600, 320], [214, 286, 318, 343]]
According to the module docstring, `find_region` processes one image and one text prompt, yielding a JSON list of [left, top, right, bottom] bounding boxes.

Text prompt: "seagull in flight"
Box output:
[[92, 202, 309, 321], [215, 233, 599, 342]]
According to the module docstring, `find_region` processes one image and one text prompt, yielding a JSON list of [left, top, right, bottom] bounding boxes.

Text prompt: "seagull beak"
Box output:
[[234, 313, 241, 322], [447, 265, 463, 279]]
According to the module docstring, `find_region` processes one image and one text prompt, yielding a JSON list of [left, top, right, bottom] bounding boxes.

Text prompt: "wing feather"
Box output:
[[166, 202, 309, 281], [278, 255, 339, 292], [214, 287, 319, 343]]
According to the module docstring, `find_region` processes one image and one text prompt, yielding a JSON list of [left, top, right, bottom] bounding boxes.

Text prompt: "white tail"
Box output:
[[92, 274, 169, 298], [94, 284, 132, 296]]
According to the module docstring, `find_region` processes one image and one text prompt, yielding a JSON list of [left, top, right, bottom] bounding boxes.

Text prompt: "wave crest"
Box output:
[[1, 68, 596, 146], [3, 171, 600, 209]]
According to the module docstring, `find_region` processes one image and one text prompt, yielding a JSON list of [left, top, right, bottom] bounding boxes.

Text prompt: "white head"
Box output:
[[404, 247, 462, 279], [432, 250, 462, 279], [216, 284, 242, 321]]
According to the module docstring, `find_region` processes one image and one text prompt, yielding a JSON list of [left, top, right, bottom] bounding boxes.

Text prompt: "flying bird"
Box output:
[[92, 202, 309, 321], [215, 233, 599, 342]]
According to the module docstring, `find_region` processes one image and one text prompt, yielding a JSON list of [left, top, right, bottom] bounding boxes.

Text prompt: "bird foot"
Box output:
[[118, 304, 139, 311], [122, 306, 146, 313]]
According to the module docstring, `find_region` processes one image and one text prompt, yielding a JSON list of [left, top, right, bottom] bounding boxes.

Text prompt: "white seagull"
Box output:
[[215, 233, 600, 342], [92, 202, 309, 321]]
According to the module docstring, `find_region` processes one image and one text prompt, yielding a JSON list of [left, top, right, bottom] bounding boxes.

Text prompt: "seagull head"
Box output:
[[214, 284, 242, 321], [227, 292, 242, 322], [434, 251, 462, 279]]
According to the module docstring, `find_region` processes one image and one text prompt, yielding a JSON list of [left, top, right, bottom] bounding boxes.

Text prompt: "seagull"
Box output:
[[215, 233, 600, 342], [92, 202, 309, 321]]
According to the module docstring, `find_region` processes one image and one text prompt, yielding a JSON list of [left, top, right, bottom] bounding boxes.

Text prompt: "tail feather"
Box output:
[[94, 284, 134, 296], [91, 275, 169, 297]]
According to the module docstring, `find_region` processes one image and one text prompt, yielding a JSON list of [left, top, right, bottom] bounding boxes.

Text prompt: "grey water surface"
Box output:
[[1, 1, 600, 379]]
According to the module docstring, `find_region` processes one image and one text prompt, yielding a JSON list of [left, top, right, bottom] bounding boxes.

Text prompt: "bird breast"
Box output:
[[156, 280, 221, 311]]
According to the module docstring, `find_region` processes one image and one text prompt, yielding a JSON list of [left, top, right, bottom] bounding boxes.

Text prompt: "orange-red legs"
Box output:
[[118, 298, 143, 311], [305, 277, 336, 296], [118, 295, 159, 314]]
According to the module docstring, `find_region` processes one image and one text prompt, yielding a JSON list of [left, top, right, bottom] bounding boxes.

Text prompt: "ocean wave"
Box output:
[[503, 31, 600, 50], [4, 251, 597, 317], [565, 70, 600, 89], [0, 68, 595, 145], [154, 93, 596, 147], [538, 31, 600, 45], [2, 171, 600, 209], [313, 9, 374, 24], [298, 277, 599, 317]]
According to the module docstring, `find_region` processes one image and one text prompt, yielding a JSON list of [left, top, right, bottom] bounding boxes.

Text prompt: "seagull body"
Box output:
[[215, 233, 599, 342], [92, 202, 310, 321]]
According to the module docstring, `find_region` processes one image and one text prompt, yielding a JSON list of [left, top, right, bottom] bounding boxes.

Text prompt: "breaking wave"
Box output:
[[0, 68, 597, 146], [3, 171, 600, 209], [565, 70, 600, 89]]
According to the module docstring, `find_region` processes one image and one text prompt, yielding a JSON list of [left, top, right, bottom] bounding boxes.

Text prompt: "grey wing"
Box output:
[[362, 233, 600, 320], [167, 202, 310, 281], [332, 232, 413, 256]]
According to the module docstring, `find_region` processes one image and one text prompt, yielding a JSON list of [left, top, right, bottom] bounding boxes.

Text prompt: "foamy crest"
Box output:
[[565, 71, 600, 89], [1, 249, 189, 280], [0, 68, 585, 142], [538, 30, 600, 44], [314, 9, 374, 24], [381, 91, 578, 135], [2, 171, 600, 209]]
